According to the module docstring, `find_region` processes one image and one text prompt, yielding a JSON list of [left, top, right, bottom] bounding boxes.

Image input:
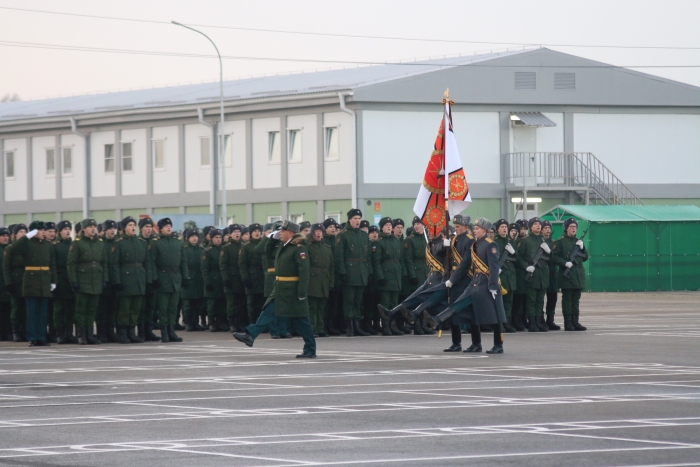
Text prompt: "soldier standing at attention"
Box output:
[[110, 216, 152, 344], [517, 217, 551, 333], [182, 229, 205, 331], [43, 222, 57, 343], [239, 223, 266, 326], [138, 217, 160, 341], [202, 229, 227, 331], [493, 219, 518, 333], [3, 224, 28, 342], [372, 217, 405, 337], [299, 221, 311, 238], [67, 219, 108, 345], [221, 224, 247, 332], [97, 220, 119, 342], [542, 220, 561, 330], [150, 218, 189, 342], [233, 221, 317, 358], [552, 218, 589, 331], [322, 218, 342, 336], [335, 209, 372, 337], [362, 225, 384, 334], [52, 221, 77, 344], [15, 222, 57, 347], [306, 223, 334, 337], [0, 228, 11, 340]]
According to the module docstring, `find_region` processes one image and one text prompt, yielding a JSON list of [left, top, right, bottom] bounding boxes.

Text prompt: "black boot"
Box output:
[[377, 304, 397, 322], [546, 314, 561, 331], [399, 304, 416, 324], [168, 325, 183, 342], [345, 319, 354, 337], [421, 319, 436, 335], [363, 319, 379, 335], [413, 319, 425, 335], [380, 319, 392, 336], [173, 320, 185, 331], [47, 324, 57, 343], [145, 325, 161, 341], [96, 325, 109, 343], [463, 344, 482, 353], [209, 316, 219, 332], [564, 316, 575, 331], [107, 324, 120, 343], [444, 344, 462, 352], [86, 326, 101, 344], [77, 326, 88, 345], [353, 319, 370, 336], [503, 321, 517, 333], [486, 345, 504, 354], [65, 325, 78, 344], [117, 326, 130, 344], [185, 317, 195, 332], [160, 326, 170, 343], [572, 314, 587, 331], [218, 320, 230, 332], [233, 331, 254, 347], [527, 317, 539, 333], [128, 326, 144, 343], [536, 315, 549, 332], [512, 314, 526, 332], [398, 317, 412, 335], [56, 326, 67, 344], [389, 318, 403, 336], [423, 310, 442, 330]]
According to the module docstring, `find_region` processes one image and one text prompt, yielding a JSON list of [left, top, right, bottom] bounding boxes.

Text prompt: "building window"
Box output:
[[200, 137, 210, 167], [325, 213, 340, 223], [62, 147, 72, 175], [4, 151, 14, 179], [223, 134, 233, 167], [153, 140, 165, 170], [289, 214, 304, 224], [268, 131, 280, 164], [46, 148, 55, 176], [104, 144, 114, 173], [287, 129, 302, 163], [268, 215, 282, 223], [324, 127, 339, 161], [121, 142, 133, 172]]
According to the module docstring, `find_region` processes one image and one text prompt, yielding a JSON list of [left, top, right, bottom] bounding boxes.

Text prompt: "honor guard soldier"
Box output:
[[516, 217, 551, 332], [3, 224, 28, 341], [181, 229, 205, 331], [403, 217, 433, 335], [239, 223, 266, 325], [542, 220, 561, 330], [0, 227, 11, 340], [493, 219, 518, 333], [110, 216, 153, 344], [305, 223, 334, 337], [97, 220, 119, 342], [67, 218, 109, 345], [552, 218, 589, 331], [52, 221, 78, 344], [233, 221, 317, 358], [138, 217, 159, 341], [149, 218, 189, 343], [220, 224, 247, 331], [202, 229, 227, 331], [14, 222, 57, 346], [335, 209, 372, 337], [372, 217, 406, 337]]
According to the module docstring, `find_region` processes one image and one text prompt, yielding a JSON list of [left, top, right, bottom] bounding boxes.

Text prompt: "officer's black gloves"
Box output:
[[224, 280, 233, 289], [70, 282, 81, 292]]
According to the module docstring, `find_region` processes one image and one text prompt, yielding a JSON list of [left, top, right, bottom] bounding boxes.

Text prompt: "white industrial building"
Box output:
[[1, 47, 700, 227]]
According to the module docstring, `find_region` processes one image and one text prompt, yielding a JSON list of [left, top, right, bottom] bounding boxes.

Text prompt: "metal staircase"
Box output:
[[506, 152, 644, 206]]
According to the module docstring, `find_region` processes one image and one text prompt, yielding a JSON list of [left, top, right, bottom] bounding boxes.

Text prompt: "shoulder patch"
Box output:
[[491, 246, 498, 255], [299, 251, 307, 260], [69, 245, 73, 252], [371, 245, 377, 252]]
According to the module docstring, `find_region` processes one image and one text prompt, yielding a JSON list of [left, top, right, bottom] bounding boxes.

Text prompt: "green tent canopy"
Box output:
[[540, 205, 700, 292]]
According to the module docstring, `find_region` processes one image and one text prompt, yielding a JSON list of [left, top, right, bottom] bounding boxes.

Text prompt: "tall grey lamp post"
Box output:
[[172, 21, 227, 225]]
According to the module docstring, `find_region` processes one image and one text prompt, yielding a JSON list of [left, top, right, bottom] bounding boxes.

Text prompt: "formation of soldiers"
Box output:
[[0, 209, 589, 354]]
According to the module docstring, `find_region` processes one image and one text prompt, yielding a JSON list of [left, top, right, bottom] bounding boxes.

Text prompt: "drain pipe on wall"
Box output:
[[338, 92, 357, 209], [70, 118, 89, 219], [198, 107, 216, 217]]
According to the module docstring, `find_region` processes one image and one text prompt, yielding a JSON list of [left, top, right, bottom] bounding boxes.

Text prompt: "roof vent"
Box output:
[[554, 72, 576, 90], [514, 72, 536, 90]]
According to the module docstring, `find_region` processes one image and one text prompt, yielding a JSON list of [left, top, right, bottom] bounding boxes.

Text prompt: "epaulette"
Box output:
[[52, 240, 59, 245], [467, 234, 474, 240], [322, 243, 331, 248], [115, 237, 123, 243], [74, 237, 80, 241], [485, 237, 493, 243], [138, 238, 147, 243]]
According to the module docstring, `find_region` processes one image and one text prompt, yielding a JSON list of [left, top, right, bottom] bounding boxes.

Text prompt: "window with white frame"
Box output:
[[200, 137, 210, 167], [325, 213, 340, 223], [289, 214, 304, 224], [287, 129, 302, 163], [153, 140, 165, 170], [62, 147, 72, 175], [104, 144, 114, 173], [4, 151, 14, 179], [324, 127, 339, 161], [46, 148, 55, 176], [121, 142, 133, 172], [267, 215, 282, 223], [223, 134, 233, 167], [268, 131, 280, 164]]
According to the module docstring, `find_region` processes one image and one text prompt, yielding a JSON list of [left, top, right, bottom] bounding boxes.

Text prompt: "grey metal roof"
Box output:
[[0, 49, 530, 123], [511, 112, 557, 127]]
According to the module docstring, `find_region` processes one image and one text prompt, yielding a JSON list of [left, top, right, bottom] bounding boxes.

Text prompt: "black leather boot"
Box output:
[[160, 326, 170, 343], [380, 319, 392, 336], [389, 318, 403, 336], [536, 315, 549, 332], [209, 316, 219, 332], [572, 314, 587, 331], [128, 326, 144, 343], [65, 325, 78, 344], [443, 344, 462, 352], [86, 326, 101, 344], [107, 324, 120, 343], [512, 314, 526, 332], [546, 314, 561, 331], [503, 321, 517, 333], [47, 324, 57, 343], [168, 325, 183, 342], [77, 327, 88, 345], [117, 326, 130, 344], [12, 324, 23, 342], [421, 319, 436, 335], [363, 319, 379, 335], [527, 318, 539, 332], [564, 316, 575, 331], [145, 325, 161, 341], [353, 319, 369, 336], [56, 326, 66, 344], [96, 325, 109, 343], [413, 319, 425, 335], [345, 319, 354, 337], [377, 304, 396, 322]]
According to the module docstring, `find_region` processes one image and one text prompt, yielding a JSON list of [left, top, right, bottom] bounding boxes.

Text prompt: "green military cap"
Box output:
[[81, 218, 97, 229]]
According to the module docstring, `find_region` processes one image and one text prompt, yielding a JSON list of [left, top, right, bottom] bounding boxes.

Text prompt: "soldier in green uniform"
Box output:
[[255, 222, 289, 339], [202, 229, 227, 331], [110, 216, 152, 344], [239, 223, 265, 326], [14, 222, 57, 346], [43, 222, 57, 343], [542, 220, 561, 330], [3, 224, 28, 341], [335, 209, 372, 337], [52, 221, 78, 344], [493, 219, 518, 333], [552, 218, 589, 331], [511, 219, 528, 331], [233, 220, 317, 358], [322, 218, 342, 336], [220, 224, 247, 331], [181, 229, 205, 331], [372, 216, 407, 337], [67, 218, 109, 345], [0, 227, 11, 340], [96, 220, 119, 342], [516, 217, 551, 332], [362, 225, 385, 335], [137, 217, 160, 341], [306, 223, 334, 337], [299, 221, 311, 238], [150, 218, 189, 343]]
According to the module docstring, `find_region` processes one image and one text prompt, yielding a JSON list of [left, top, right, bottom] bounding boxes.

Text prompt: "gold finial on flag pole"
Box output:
[[442, 88, 454, 105]]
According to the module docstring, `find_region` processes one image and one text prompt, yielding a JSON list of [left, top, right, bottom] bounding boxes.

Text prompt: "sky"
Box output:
[[1, 0, 700, 101]]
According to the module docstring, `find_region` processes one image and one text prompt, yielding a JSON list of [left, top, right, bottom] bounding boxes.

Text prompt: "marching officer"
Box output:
[[182, 229, 206, 331], [97, 220, 119, 342], [239, 223, 265, 325], [202, 229, 227, 331], [306, 223, 334, 337], [52, 221, 77, 344], [542, 220, 561, 330], [67, 218, 108, 345], [552, 218, 589, 331], [110, 216, 152, 344], [516, 217, 551, 332], [372, 217, 406, 337], [0, 227, 11, 340], [3, 223, 28, 341], [149, 218, 189, 343], [220, 224, 247, 332], [256, 221, 289, 338], [493, 219, 518, 333]]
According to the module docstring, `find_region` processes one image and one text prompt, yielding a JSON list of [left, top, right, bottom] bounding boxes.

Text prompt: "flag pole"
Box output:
[[440, 88, 454, 339]]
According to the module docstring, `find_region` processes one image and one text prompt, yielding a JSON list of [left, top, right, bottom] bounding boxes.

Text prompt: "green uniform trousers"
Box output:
[[117, 295, 144, 327], [525, 287, 546, 319], [156, 291, 180, 326], [561, 288, 582, 317], [53, 298, 75, 329], [182, 298, 204, 322], [342, 285, 364, 319], [74, 293, 101, 327], [96, 294, 118, 328], [246, 293, 265, 324], [226, 293, 247, 326], [502, 292, 513, 322], [139, 292, 156, 326], [378, 291, 399, 312], [207, 298, 226, 321], [10, 295, 26, 326], [246, 301, 316, 355], [362, 290, 379, 322], [308, 296, 326, 335]]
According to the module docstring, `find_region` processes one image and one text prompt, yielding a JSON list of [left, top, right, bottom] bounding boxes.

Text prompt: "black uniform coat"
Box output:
[[444, 232, 475, 300], [401, 235, 447, 302], [493, 235, 517, 292]]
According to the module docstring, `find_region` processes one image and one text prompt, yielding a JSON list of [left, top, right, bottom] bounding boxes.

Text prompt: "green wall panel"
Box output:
[[324, 200, 351, 220], [121, 208, 148, 218], [4, 214, 28, 225], [90, 210, 116, 222], [185, 206, 210, 215], [60, 211, 83, 225], [224, 204, 246, 225], [462, 199, 501, 223], [153, 207, 180, 215], [288, 201, 318, 224], [253, 203, 280, 224], [32, 212, 55, 222]]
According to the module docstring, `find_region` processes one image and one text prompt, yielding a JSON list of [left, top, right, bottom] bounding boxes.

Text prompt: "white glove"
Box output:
[[443, 239, 451, 247], [298, 296, 306, 301], [272, 231, 281, 240], [576, 240, 584, 249], [526, 266, 535, 273], [505, 244, 515, 255], [565, 261, 573, 269], [540, 242, 551, 254], [490, 290, 497, 299], [50, 283, 56, 291], [27, 229, 38, 239], [445, 280, 453, 288]]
